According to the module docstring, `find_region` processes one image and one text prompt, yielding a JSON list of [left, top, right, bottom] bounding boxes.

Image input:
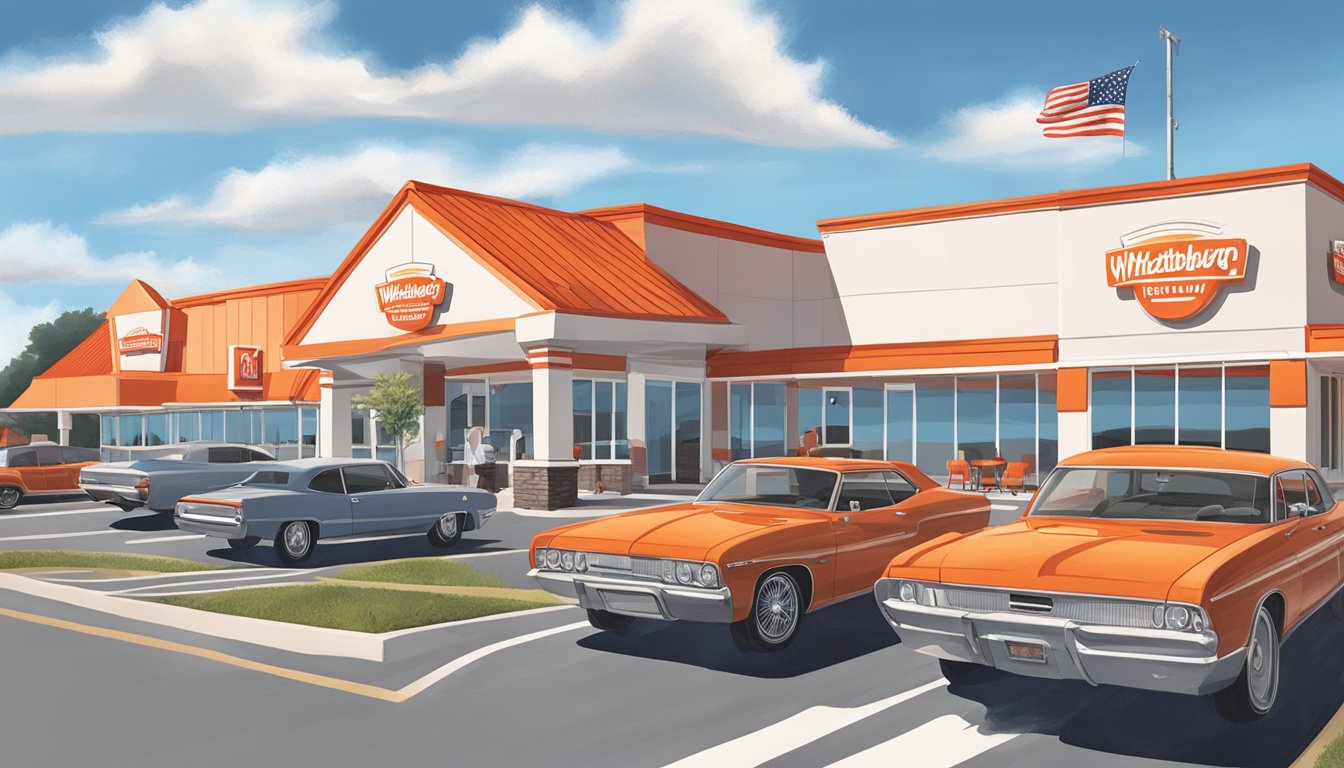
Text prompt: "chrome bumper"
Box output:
[[79, 483, 143, 507], [529, 569, 732, 623], [875, 580, 1245, 696], [173, 508, 246, 539]]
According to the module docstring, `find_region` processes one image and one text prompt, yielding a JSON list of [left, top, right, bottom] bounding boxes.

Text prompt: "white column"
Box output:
[[627, 370, 647, 487], [324, 384, 355, 458], [1271, 407, 1309, 462], [1057, 410, 1090, 461], [56, 410, 73, 446], [528, 347, 575, 462]]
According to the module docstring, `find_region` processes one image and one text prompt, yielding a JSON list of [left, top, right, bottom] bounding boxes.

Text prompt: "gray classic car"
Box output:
[[79, 441, 276, 512], [173, 458, 496, 563]]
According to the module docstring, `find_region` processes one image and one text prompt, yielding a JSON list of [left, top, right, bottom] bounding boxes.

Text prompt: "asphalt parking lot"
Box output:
[[0, 493, 1340, 768]]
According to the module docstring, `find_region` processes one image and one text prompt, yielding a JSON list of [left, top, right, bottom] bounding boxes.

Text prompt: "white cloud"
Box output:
[[0, 0, 894, 149], [0, 291, 61, 364], [0, 221, 218, 295], [923, 92, 1142, 167], [97, 142, 636, 231]]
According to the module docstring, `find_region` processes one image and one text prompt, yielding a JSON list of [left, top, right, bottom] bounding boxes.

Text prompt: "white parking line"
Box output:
[[0, 507, 115, 521], [0, 529, 125, 543], [110, 570, 308, 595], [124, 534, 207, 545], [395, 620, 590, 699], [44, 567, 287, 584], [824, 715, 1015, 767], [440, 549, 525, 560], [664, 679, 946, 768]]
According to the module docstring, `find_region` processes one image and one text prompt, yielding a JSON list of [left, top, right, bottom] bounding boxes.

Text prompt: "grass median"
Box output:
[[0, 549, 218, 573], [1319, 735, 1344, 767], [333, 557, 512, 588], [156, 583, 556, 633]]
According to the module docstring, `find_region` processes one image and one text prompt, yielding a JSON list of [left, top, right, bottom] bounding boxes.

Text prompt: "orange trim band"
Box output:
[[443, 361, 529, 378], [706, 335, 1058, 379], [1306, 324, 1344, 353], [1056, 368, 1089, 413], [179, 497, 241, 508], [1269, 359, 1308, 407], [582, 203, 826, 254], [817, 163, 1344, 233]]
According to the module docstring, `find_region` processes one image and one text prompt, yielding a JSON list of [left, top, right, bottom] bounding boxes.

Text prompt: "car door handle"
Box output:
[[1315, 524, 1328, 531], [894, 511, 907, 517], [351, 497, 361, 504]]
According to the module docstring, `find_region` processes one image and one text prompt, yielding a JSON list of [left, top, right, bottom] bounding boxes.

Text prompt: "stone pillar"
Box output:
[[512, 347, 579, 510]]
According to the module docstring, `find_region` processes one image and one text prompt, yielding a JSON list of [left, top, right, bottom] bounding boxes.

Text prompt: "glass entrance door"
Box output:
[[646, 380, 702, 484]]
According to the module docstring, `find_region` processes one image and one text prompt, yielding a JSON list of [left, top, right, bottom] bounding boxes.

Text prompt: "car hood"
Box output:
[[924, 517, 1262, 601], [544, 502, 816, 561]]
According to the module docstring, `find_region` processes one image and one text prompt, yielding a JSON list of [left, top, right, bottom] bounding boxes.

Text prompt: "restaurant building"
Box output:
[[12, 163, 1344, 507]]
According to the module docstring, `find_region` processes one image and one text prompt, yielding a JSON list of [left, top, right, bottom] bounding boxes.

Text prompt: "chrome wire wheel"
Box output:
[[1246, 607, 1279, 714], [0, 487, 20, 510], [282, 522, 310, 559], [438, 513, 459, 539], [754, 573, 800, 644]]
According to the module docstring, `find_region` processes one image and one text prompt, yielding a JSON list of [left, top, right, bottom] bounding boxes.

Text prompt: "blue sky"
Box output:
[[1, 0, 1341, 361]]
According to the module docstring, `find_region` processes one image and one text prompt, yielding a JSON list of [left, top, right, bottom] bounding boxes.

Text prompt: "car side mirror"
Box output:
[[849, 500, 862, 513], [1288, 502, 1312, 518]]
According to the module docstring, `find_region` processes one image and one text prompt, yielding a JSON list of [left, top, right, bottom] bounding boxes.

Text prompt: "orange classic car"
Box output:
[[876, 445, 1344, 721], [0, 443, 101, 510], [530, 457, 989, 651]]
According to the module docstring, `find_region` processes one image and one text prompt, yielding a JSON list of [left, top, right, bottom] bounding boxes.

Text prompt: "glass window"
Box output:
[[823, 388, 851, 445], [572, 379, 593, 460], [1178, 367, 1222, 448], [752, 383, 785, 458], [308, 469, 346, 494], [999, 375, 1036, 470], [265, 409, 300, 460], [799, 388, 822, 449], [351, 411, 368, 447], [853, 387, 884, 460], [698, 464, 837, 510], [1091, 370, 1132, 449], [119, 414, 143, 446], [647, 380, 674, 481], [207, 446, 246, 463], [1225, 366, 1270, 453], [8, 449, 37, 467], [175, 411, 199, 443], [488, 382, 533, 462], [916, 378, 954, 476], [675, 382, 702, 481], [144, 413, 168, 447], [100, 415, 117, 446], [729, 383, 751, 461], [885, 387, 914, 463], [614, 383, 629, 460], [242, 471, 289, 486], [244, 448, 274, 462], [1274, 471, 1309, 520], [1038, 374, 1058, 476], [1134, 368, 1176, 445], [837, 471, 895, 510], [225, 411, 251, 444], [300, 408, 318, 458], [595, 381, 614, 460], [343, 464, 391, 494], [883, 470, 918, 502], [36, 446, 64, 466], [201, 411, 223, 442], [956, 377, 996, 461]]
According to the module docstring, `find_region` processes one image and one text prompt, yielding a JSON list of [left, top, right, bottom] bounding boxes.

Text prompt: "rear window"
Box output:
[[244, 449, 274, 462], [207, 447, 246, 463], [242, 471, 290, 486], [308, 469, 345, 494]]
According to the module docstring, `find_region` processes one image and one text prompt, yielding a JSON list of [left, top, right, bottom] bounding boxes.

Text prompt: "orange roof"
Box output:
[[286, 182, 729, 350], [817, 163, 1344, 233], [38, 321, 113, 379], [107, 279, 170, 315], [581, 202, 826, 254], [1059, 445, 1306, 475]]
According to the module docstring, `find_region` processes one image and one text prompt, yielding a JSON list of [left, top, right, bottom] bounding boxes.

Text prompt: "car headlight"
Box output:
[[675, 562, 694, 585], [574, 552, 587, 572], [545, 549, 561, 569], [1152, 604, 1165, 628], [533, 548, 547, 568], [898, 581, 917, 603], [1165, 605, 1191, 631], [560, 551, 575, 571], [697, 563, 719, 588]]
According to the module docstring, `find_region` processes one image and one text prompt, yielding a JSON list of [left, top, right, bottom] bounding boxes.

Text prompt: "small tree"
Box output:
[[353, 372, 423, 471]]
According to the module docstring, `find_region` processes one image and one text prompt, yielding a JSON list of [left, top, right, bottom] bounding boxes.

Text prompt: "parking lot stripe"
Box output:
[[0, 508, 115, 521], [110, 570, 307, 595], [440, 548, 525, 560], [124, 534, 207, 544], [824, 714, 1015, 767], [394, 620, 590, 699], [43, 567, 287, 583], [664, 678, 946, 768], [0, 605, 403, 702], [0, 529, 125, 543]]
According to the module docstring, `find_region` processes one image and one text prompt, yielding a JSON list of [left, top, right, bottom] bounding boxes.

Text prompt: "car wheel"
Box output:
[[1214, 604, 1280, 722], [731, 570, 804, 652], [427, 513, 463, 548], [228, 536, 260, 550], [275, 521, 315, 564], [587, 609, 636, 631], [0, 487, 22, 510], [939, 658, 1000, 685]]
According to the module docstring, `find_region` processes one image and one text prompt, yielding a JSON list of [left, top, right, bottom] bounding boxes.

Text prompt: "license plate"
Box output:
[[1006, 641, 1046, 662]]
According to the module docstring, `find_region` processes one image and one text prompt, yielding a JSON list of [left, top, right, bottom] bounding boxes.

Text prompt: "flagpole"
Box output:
[[1160, 28, 1181, 180]]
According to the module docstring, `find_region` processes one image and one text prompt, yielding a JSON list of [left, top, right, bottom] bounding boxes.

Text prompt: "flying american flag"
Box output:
[[1037, 65, 1134, 138]]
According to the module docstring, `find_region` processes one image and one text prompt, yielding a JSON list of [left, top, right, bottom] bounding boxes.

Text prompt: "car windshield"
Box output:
[[1029, 467, 1272, 524], [697, 464, 838, 510]]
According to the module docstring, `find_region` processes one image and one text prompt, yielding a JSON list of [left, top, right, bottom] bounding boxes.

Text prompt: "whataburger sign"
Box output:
[[117, 327, 163, 354], [375, 261, 448, 332], [1105, 221, 1248, 321]]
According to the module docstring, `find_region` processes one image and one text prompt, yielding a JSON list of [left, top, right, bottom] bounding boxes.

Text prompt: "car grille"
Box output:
[[935, 586, 1156, 629], [581, 552, 663, 581]]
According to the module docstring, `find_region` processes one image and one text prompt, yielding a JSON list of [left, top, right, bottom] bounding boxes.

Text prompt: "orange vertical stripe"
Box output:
[[1056, 367, 1089, 412], [1269, 360, 1308, 407]]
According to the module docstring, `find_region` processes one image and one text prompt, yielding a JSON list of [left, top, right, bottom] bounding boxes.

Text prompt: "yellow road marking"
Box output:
[[0, 606, 404, 703]]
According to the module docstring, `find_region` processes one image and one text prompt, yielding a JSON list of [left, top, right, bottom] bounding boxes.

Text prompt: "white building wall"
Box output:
[[1306, 186, 1344, 326]]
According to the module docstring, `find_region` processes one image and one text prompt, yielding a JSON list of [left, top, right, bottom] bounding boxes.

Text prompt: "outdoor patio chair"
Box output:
[[1002, 461, 1029, 494], [946, 459, 971, 490]]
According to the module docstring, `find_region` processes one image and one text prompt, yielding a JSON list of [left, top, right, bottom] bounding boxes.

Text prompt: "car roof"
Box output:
[[1059, 445, 1308, 475], [263, 457, 388, 473]]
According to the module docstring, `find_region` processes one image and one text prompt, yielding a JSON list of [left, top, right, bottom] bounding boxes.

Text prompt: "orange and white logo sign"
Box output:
[[228, 345, 263, 392], [1105, 221, 1248, 322], [375, 261, 448, 332], [117, 327, 163, 354], [1331, 240, 1344, 285]]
